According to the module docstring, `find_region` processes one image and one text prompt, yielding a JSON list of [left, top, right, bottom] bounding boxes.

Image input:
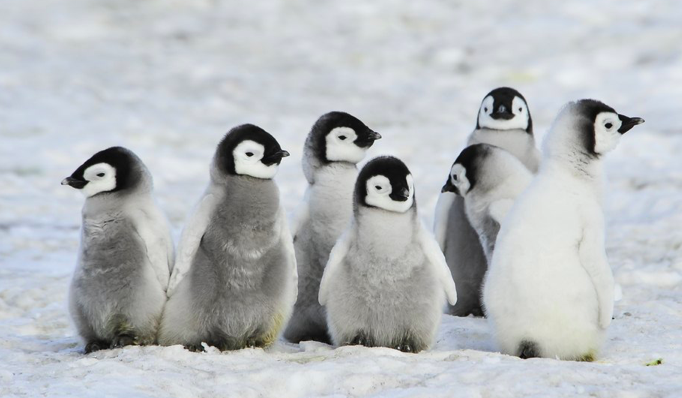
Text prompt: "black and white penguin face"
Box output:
[[572, 100, 644, 156], [441, 144, 491, 196], [215, 124, 290, 179], [477, 87, 532, 133], [355, 156, 415, 213], [61, 146, 138, 198], [312, 111, 381, 164]]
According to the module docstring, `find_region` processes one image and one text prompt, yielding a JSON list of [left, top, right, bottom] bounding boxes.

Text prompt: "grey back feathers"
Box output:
[[65, 147, 173, 353]]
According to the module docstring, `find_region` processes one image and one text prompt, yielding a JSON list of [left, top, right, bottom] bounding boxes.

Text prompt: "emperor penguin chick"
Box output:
[[62, 147, 174, 353], [441, 144, 532, 263], [159, 124, 297, 351], [319, 156, 457, 353], [434, 87, 541, 317], [284, 111, 381, 344], [483, 99, 643, 361]]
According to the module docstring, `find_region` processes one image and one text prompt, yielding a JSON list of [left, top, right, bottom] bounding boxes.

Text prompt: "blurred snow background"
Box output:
[[1, 0, 681, 396]]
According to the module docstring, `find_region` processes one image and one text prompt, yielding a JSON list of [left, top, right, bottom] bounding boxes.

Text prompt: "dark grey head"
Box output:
[[61, 146, 145, 198], [570, 99, 644, 158], [476, 87, 533, 134], [214, 124, 290, 179], [308, 111, 381, 164], [354, 156, 415, 213], [441, 144, 495, 196]]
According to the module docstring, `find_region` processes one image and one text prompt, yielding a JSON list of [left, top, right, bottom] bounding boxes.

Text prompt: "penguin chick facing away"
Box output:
[[158, 124, 298, 351], [284, 111, 381, 344], [319, 156, 457, 353], [441, 144, 532, 264], [483, 99, 643, 361], [434, 87, 541, 317], [63, 147, 174, 353]]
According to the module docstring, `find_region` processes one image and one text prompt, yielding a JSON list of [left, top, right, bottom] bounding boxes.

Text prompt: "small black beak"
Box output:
[[61, 176, 88, 189], [441, 180, 457, 194], [356, 130, 382, 148], [389, 187, 410, 202], [490, 112, 514, 120], [617, 114, 645, 134], [261, 149, 290, 166]]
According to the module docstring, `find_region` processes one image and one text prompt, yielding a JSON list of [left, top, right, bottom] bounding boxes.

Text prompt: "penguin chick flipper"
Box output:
[[578, 225, 615, 329], [278, 209, 298, 300], [418, 222, 458, 306], [318, 229, 353, 306], [130, 211, 171, 292], [167, 191, 220, 296], [433, 192, 456, 251]]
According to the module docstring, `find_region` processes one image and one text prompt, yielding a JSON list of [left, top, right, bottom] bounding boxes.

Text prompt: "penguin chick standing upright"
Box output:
[[483, 100, 643, 361], [434, 87, 541, 316], [158, 124, 297, 351], [62, 147, 174, 353], [319, 156, 457, 353], [441, 144, 532, 263], [284, 111, 381, 344]]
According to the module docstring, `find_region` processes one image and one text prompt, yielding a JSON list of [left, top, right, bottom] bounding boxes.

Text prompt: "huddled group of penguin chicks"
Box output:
[[61, 87, 644, 361]]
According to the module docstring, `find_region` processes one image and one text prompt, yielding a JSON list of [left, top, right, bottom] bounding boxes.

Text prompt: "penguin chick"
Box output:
[[159, 124, 297, 351], [284, 111, 381, 344], [62, 147, 174, 353], [434, 87, 541, 317], [319, 156, 457, 353], [483, 99, 643, 361], [441, 144, 532, 263]]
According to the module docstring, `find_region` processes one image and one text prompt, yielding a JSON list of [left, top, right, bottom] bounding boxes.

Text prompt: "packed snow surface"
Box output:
[[1, 0, 681, 397]]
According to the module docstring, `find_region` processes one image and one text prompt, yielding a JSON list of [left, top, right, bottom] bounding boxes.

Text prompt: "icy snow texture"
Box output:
[[1, 0, 681, 397]]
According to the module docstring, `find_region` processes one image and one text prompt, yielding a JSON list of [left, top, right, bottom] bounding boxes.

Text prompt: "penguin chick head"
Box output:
[[61, 146, 144, 198], [477, 87, 532, 133], [441, 144, 493, 196], [355, 156, 415, 213], [545, 99, 644, 159], [309, 111, 381, 164], [214, 124, 289, 180]]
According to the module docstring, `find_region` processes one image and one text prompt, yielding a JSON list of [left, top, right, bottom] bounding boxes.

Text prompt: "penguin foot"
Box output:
[[184, 343, 205, 352], [84, 340, 108, 354], [395, 344, 413, 353], [111, 334, 136, 349], [347, 333, 373, 347]]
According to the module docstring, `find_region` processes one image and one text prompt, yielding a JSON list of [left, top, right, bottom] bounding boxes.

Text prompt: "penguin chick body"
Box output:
[[319, 157, 457, 353], [159, 125, 297, 351], [63, 147, 174, 353], [483, 99, 643, 360]]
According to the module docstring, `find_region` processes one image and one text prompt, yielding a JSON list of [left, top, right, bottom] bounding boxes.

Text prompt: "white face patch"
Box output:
[[81, 163, 117, 197], [325, 127, 367, 163], [450, 164, 471, 196], [365, 174, 414, 213], [593, 112, 622, 154], [478, 95, 529, 131], [233, 140, 279, 179]]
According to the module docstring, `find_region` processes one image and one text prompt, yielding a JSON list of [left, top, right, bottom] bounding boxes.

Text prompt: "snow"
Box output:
[[1, 0, 681, 396]]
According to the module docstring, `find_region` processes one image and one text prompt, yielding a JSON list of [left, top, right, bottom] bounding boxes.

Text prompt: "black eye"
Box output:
[[518, 107, 523, 112], [97, 173, 105, 177], [339, 135, 347, 141], [484, 107, 488, 112], [375, 185, 382, 190], [453, 175, 458, 181], [246, 152, 254, 157], [605, 123, 613, 129]]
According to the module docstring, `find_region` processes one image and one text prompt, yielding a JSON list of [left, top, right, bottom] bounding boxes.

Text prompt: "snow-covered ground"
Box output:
[[1, 0, 681, 396]]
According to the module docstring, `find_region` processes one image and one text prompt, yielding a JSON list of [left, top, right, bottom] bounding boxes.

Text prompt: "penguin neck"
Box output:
[[311, 162, 358, 188], [541, 155, 605, 200], [82, 186, 152, 220], [354, 207, 417, 253], [220, 174, 281, 220]]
